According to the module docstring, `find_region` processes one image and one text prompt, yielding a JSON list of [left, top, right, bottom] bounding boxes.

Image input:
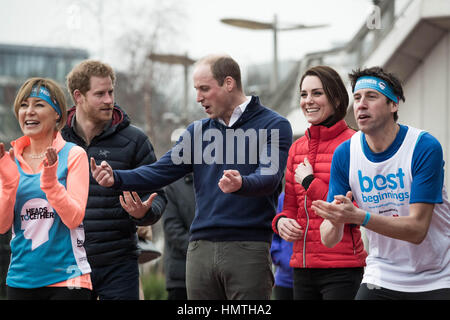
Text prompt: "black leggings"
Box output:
[[7, 286, 92, 300], [293, 267, 364, 300], [356, 283, 450, 300]]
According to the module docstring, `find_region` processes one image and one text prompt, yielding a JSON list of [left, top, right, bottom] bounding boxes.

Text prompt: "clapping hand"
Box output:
[[0, 142, 19, 185], [312, 191, 358, 225], [0, 143, 14, 162], [43, 147, 58, 167]]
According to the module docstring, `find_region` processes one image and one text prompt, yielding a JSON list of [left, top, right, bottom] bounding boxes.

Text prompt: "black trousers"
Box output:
[[273, 285, 294, 300], [167, 287, 188, 300], [90, 257, 139, 300], [293, 267, 364, 300], [7, 286, 91, 300]]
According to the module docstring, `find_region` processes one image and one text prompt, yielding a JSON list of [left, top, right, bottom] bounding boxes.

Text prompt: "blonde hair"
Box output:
[[66, 59, 116, 103], [13, 77, 67, 131]]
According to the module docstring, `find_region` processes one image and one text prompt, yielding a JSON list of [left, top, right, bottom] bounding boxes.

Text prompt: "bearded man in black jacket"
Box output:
[[62, 60, 166, 300]]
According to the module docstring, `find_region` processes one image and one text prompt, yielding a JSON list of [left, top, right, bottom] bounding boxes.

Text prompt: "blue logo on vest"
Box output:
[[358, 169, 409, 205], [358, 168, 405, 192]]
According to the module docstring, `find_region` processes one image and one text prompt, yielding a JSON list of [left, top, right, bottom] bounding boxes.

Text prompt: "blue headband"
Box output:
[[28, 85, 62, 116], [354, 76, 399, 104]]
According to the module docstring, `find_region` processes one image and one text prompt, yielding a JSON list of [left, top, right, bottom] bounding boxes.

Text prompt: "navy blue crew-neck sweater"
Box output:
[[113, 96, 293, 242]]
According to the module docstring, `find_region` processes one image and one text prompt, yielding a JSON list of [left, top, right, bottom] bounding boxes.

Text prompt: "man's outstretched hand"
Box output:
[[90, 157, 115, 187], [120, 191, 157, 219]]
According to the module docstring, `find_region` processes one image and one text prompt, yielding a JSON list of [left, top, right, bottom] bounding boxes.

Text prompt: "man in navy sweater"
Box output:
[[91, 54, 293, 300]]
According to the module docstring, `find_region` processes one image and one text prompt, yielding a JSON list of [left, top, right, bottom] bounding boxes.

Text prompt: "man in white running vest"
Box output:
[[311, 66, 450, 300]]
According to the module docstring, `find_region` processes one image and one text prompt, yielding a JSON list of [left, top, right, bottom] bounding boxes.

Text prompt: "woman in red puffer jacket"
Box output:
[[272, 66, 367, 300]]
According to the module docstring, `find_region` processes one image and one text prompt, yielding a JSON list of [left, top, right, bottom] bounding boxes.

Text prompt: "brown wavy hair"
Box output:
[[66, 59, 116, 103]]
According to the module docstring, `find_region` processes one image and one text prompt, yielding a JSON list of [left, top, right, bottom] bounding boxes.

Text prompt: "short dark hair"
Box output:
[[299, 65, 349, 122], [348, 66, 405, 121], [198, 55, 242, 90]]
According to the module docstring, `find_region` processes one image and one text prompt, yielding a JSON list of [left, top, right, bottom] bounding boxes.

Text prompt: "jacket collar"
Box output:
[[63, 104, 130, 143], [306, 119, 349, 141], [11, 131, 66, 173], [66, 104, 126, 129], [12, 131, 66, 155]]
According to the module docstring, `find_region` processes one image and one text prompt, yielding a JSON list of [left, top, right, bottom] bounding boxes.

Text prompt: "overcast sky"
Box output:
[[1, 0, 374, 71]]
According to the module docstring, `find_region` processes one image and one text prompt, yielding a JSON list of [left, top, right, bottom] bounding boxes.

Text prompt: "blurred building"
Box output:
[[260, 0, 450, 183], [257, 0, 397, 138], [0, 43, 88, 299], [0, 43, 88, 142]]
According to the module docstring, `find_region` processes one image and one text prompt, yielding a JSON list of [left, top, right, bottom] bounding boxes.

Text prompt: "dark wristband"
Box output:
[[301, 174, 314, 190]]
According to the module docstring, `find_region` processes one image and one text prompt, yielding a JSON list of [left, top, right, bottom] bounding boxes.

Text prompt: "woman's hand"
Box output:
[[44, 147, 58, 167], [277, 217, 303, 242], [0, 143, 14, 162], [0, 143, 5, 159], [295, 157, 313, 185]]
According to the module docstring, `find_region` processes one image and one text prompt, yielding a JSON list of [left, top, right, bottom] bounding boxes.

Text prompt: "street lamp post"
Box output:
[[221, 14, 328, 91], [148, 52, 196, 119]]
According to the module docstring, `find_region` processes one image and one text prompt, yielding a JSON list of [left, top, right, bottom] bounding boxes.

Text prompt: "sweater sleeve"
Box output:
[[235, 117, 293, 197], [127, 135, 167, 226], [40, 146, 89, 229], [113, 126, 194, 192], [114, 148, 191, 191], [0, 154, 19, 234]]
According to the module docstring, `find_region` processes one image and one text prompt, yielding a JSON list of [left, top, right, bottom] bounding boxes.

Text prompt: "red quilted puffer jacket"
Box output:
[[272, 120, 367, 268]]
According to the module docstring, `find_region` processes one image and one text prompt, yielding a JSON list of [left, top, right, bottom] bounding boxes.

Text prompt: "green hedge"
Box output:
[[141, 271, 168, 300]]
